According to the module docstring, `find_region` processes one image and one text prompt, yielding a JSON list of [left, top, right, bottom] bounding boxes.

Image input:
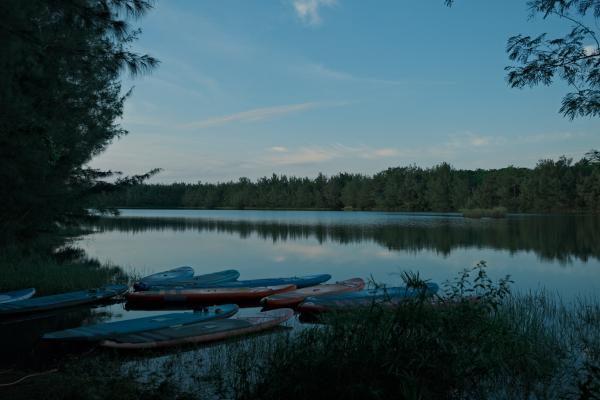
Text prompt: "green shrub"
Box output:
[[460, 207, 508, 218], [0, 234, 126, 295], [245, 263, 561, 400]]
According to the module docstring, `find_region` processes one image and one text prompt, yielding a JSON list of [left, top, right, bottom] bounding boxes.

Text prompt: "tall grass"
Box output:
[[3, 262, 599, 399], [236, 263, 600, 399], [0, 233, 127, 295]]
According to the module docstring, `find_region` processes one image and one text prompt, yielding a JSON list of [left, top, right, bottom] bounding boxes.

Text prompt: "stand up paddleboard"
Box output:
[[42, 304, 238, 341], [0, 285, 128, 316], [135, 269, 240, 291], [148, 274, 331, 291], [126, 285, 296, 306], [101, 308, 293, 349], [261, 278, 365, 309], [0, 288, 36, 304]]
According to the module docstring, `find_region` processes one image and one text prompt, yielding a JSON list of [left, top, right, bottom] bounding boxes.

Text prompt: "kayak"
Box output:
[[42, 304, 238, 341], [261, 278, 365, 309], [135, 269, 241, 291], [101, 308, 294, 349], [133, 266, 195, 290], [0, 285, 129, 316], [126, 284, 297, 306], [297, 283, 439, 313], [0, 288, 36, 303], [148, 274, 331, 291]]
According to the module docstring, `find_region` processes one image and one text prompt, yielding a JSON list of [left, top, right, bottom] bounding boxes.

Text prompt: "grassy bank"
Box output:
[[2, 264, 599, 399], [0, 232, 127, 295], [460, 206, 508, 218], [240, 267, 600, 399]]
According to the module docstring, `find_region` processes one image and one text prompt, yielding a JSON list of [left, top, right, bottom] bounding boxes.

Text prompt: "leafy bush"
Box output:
[[245, 262, 561, 400]]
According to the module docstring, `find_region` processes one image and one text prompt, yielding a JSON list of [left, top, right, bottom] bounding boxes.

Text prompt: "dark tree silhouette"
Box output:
[[0, 0, 159, 241], [447, 0, 600, 118], [93, 152, 600, 213]]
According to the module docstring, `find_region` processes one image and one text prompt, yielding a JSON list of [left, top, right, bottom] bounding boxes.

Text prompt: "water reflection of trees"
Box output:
[[0, 304, 115, 367], [87, 216, 600, 263]]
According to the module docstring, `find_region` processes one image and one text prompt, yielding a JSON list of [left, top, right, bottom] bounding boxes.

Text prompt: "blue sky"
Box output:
[[90, 0, 600, 183]]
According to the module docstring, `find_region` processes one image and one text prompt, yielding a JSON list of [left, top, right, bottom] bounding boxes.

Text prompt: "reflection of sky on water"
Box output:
[[78, 210, 600, 300], [5, 210, 599, 368]]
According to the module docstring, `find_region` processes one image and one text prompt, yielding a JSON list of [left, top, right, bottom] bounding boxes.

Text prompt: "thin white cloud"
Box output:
[[267, 147, 336, 165], [373, 148, 400, 157], [260, 132, 590, 168], [268, 146, 289, 153], [263, 144, 404, 166], [445, 132, 506, 150], [515, 131, 586, 144], [584, 45, 598, 56], [293, 0, 337, 25], [180, 101, 349, 129], [302, 63, 355, 81], [296, 62, 453, 86]]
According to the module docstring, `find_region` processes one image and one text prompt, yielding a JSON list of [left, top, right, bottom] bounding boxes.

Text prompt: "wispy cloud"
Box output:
[[263, 144, 405, 166], [262, 131, 590, 168], [180, 101, 349, 129], [515, 131, 587, 144], [445, 132, 505, 150], [267, 146, 289, 153], [584, 45, 598, 56], [267, 147, 337, 165], [293, 0, 337, 25], [296, 63, 453, 86], [372, 148, 400, 157]]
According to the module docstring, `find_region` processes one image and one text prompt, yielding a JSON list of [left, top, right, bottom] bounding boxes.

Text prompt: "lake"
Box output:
[[80, 209, 600, 298], [2, 209, 599, 368]]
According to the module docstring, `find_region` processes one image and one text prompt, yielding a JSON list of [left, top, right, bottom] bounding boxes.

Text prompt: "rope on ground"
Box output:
[[0, 369, 58, 387]]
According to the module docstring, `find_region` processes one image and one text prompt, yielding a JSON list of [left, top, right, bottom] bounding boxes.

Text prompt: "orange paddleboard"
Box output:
[[126, 284, 296, 306], [261, 278, 365, 309]]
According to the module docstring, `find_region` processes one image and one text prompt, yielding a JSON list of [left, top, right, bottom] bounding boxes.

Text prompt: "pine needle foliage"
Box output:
[[0, 0, 159, 243]]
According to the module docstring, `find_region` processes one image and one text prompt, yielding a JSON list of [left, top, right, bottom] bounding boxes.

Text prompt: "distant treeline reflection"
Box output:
[[88, 215, 600, 263]]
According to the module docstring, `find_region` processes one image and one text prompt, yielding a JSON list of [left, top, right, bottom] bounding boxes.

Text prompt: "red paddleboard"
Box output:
[[261, 278, 365, 309], [101, 308, 294, 350], [125, 284, 296, 306]]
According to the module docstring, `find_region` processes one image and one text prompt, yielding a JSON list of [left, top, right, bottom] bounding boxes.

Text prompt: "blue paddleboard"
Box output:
[[0, 288, 36, 303], [133, 266, 195, 290], [136, 269, 240, 291], [0, 284, 128, 316], [150, 274, 331, 290], [42, 304, 239, 341]]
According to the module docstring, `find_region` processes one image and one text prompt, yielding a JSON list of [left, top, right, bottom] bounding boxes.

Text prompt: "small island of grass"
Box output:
[[460, 207, 508, 219]]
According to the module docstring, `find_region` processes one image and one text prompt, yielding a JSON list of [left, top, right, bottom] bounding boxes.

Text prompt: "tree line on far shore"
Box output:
[[94, 151, 600, 213]]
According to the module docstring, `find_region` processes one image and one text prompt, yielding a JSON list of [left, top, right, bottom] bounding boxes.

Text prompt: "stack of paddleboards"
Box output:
[[133, 267, 240, 291], [42, 304, 293, 350], [10, 264, 440, 349], [128, 267, 333, 308]]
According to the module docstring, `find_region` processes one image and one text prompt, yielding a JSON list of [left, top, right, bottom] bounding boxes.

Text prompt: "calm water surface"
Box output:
[[80, 209, 600, 298], [2, 209, 599, 367]]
